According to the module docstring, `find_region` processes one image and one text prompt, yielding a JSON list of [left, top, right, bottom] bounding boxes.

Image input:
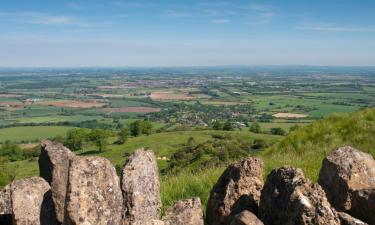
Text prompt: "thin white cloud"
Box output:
[[164, 10, 191, 18], [296, 23, 375, 32], [210, 19, 231, 24], [65, 3, 83, 10], [0, 12, 90, 27]]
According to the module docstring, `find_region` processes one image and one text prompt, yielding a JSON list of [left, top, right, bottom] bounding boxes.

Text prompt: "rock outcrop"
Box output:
[[206, 157, 264, 225], [338, 212, 368, 225], [259, 166, 340, 225], [164, 197, 204, 225], [122, 149, 161, 225], [0, 184, 12, 225], [230, 210, 264, 225], [319, 146, 375, 224], [64, 156, 123, 225], [4, 141, 375, 225], [39, 140, 75, 223], [11, 177, 57, 225]]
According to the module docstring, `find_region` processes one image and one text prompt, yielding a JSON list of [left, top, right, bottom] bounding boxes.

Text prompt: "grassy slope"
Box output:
[[161, 108, 375, 210], [260, 107, 375, 181], [4, 129, 280, 183]]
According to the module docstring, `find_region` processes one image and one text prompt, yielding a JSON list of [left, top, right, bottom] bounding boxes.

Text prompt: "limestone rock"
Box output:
[[206, 157, 264, 225], [64, 156, 123, 225], [318, 146, 375, 224], [338, 212, 368, 225], [122, 149, 161, 225], [0, 184, 11, 215], [11, 177, 57, 225], [152, 220, 165, 225], [0, 184, 12, 225], [39, 140, 75, 223], [164, 197, 204, 225], [230, 210, 264, 225], [259, 166, 340, 225]]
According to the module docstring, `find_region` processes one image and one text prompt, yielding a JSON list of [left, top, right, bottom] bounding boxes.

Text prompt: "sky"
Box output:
[[0, 0, 375, 67]]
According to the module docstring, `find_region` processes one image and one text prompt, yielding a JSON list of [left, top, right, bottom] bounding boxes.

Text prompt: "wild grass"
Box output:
[[260, 108, 375, 181]]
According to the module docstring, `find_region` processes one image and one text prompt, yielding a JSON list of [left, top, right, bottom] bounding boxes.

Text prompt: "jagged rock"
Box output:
[[151, 220, 165, 225], [0, 184, 12, 225], [0, 184, 11, 214], [164, 197, 204, 225], [338, 212, 368, 225], [11, 177, 57, 225], [259, 166, 340, 225], [206, 157, 264, 225], [64, 156, 123, 225], [122, 149, 161, 225], [39, 140, 75, 223], [318, 146, 375, 224], [230, 210, 264, 225]]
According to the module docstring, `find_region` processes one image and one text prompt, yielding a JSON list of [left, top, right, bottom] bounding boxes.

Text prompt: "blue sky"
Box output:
[[0, 0, 375, 67]]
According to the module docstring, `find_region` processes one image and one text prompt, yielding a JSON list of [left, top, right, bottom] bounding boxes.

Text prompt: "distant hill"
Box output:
[[260, 107, 375, 181]]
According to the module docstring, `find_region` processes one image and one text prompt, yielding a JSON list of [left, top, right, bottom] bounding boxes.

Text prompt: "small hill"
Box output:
[[260, 107, 375, 181]]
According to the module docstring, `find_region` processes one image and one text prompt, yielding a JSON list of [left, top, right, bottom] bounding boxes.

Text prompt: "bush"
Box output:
[[270, 127, 286, 136], [249, 122, 261, 133]]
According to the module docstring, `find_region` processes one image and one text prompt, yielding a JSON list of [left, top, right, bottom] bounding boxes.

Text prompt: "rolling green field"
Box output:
[[0, 126, 74, 142]]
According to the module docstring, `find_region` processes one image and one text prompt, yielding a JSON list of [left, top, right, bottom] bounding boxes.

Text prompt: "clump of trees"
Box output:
[[128, 120, 153, 136], [0, 141, 39, 161], [163, 135, 269, 174], [213, 120, 234, 131], [63, 120, 153, 151], [249, 122, 261, 133], [64, 128, 111, 152], [270, 127, 286, 136]]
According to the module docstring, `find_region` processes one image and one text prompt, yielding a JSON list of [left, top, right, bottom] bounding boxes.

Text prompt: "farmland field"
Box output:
[[0, 66, 374, 209], [0, 126, 74, 142]]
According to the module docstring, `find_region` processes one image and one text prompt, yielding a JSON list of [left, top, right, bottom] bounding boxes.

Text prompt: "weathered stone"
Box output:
[[39, 140, 75, 223], [122, 149, 161, 225], [164, 197, 204, 225], [0, 184, 12, 225], [318, 146, 375, 224], [230, 210, 264, 225], [11, 177, 57, 225], [206, 157, 264, 225], [338, 212, 368, 225], [259, 166, 340, 225], [64, 156, 123, 225], [151, 220, 165, 225]]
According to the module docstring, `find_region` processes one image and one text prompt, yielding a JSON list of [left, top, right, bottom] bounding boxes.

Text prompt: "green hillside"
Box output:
[[162, 108, 375, 210]]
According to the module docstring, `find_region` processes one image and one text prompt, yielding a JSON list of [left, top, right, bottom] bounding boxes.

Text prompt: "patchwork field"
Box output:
[[273, 113, 308, 118], [37, 100, 107, 108], [103, 107, 161, 113], [150, 92, 195, 100]]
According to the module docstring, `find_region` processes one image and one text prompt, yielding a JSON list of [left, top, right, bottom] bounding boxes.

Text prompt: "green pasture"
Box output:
[[0, 126, 74, 143]]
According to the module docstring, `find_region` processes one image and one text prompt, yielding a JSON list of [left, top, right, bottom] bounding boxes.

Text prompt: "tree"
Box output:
[[249, 122, 261, 133], [223, 121, 234, 131], [141, 120, 153, 135], [213, 120, 223, 130], [88, 129, 110, 152], [117, 127, 130, 144], [65, 128, 88, 151], [129, 120, 143, 136], [129, 120, 153, 136], [270, 127, 286, 136], [0, 141, 24, 161]]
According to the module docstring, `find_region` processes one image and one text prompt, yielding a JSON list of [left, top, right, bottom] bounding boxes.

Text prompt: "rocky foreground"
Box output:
[[0, 142, 374, 225]]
